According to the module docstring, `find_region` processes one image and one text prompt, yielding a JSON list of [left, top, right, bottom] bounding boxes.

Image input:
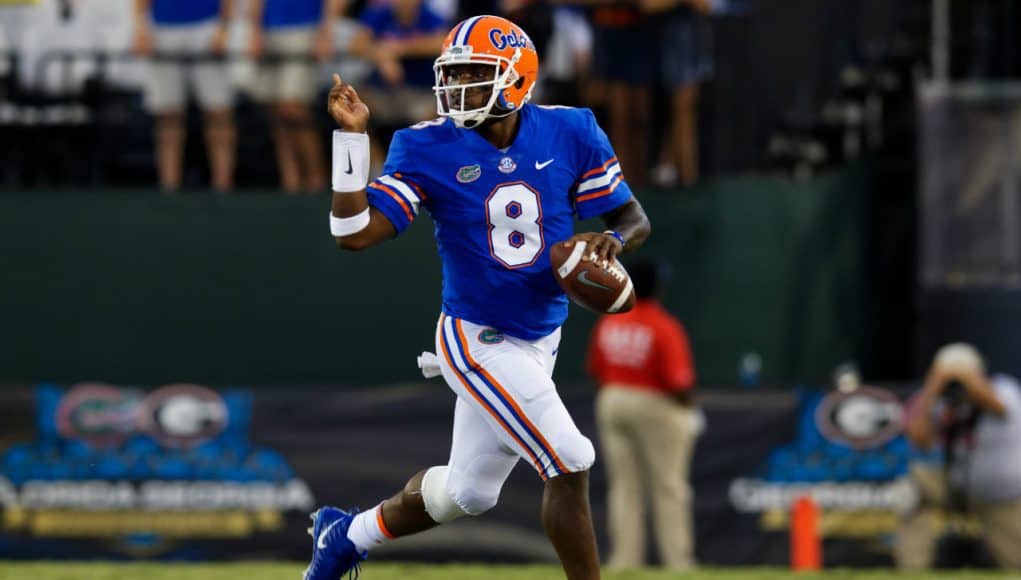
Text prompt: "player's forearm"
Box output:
[[331, 192, 394, 250], [330, 175, 373, 250], [964, 377, 1007, 416], [333, 189, 368, 218], [330, 129, 395, 250], [604, 200, 651, 252]]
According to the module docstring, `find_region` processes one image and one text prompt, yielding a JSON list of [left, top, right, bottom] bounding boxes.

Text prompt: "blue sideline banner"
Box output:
[[0, 383, 926, 565], [0, 383, 315, 559]]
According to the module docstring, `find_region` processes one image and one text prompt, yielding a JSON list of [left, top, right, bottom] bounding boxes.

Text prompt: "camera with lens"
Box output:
[[938, 378, 982, 513], [942, 379, 972, 414]]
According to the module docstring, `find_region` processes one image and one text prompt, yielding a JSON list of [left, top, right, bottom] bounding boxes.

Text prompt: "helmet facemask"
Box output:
[[433, 49, 525, 129]]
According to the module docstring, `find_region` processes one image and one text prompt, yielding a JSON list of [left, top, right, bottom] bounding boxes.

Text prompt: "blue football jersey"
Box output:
[[367, 104, 633, 340]]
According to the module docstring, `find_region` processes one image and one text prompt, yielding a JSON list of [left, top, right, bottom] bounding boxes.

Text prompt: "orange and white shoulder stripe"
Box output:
[[368, 174, 424, 222], [576, 158, 623, 203]]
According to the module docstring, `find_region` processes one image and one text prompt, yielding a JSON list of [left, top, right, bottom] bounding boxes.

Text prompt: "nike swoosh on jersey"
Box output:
[[577, 270, 612, 291], [317, 519, 342, 549], [535, 159, 554, 170]]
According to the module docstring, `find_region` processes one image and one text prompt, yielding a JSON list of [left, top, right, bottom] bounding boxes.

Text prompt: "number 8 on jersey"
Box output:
[[487, 183, 544, 268]]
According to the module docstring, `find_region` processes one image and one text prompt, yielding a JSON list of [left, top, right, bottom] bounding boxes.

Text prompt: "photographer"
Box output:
[[896, 343, 1021, 570]]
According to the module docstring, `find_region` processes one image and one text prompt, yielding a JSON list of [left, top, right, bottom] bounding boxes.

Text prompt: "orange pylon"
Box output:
[[790, 495, 822, 571]]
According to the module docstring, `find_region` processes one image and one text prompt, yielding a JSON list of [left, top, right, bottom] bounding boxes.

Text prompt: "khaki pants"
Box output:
[[596, 386, 699, 569], [894, 463, 1021, 570]]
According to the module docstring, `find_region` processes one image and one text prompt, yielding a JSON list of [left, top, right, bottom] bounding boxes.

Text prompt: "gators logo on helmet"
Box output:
[[432, 15, 539, 129]]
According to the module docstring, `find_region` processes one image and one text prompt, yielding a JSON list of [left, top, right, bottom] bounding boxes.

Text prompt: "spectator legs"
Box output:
[[601, 425, 645, 568], [973, 497, 1021, 569], [668, 84, 700, 187], [597, 388, 646, 569], [893, 463, 942, 570], [271, 102, 304, 193], [154, 112, 186, 191], [294, 113, 328, 192], [203, 108, 237, 193], [271, 101, 327, 194], [608, 83, 650, 188], [646, 406, 697, 570]]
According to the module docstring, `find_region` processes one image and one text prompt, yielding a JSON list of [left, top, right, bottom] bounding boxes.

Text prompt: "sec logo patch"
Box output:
[[498, 157, 517, 174]]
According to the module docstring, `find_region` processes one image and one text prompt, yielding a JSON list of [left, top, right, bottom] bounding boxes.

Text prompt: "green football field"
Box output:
[[0, 563, 1008, 580]]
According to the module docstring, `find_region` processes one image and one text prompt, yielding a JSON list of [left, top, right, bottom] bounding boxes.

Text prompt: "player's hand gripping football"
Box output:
[[328, 74, 370, 134], [568, 231, 624, 268]]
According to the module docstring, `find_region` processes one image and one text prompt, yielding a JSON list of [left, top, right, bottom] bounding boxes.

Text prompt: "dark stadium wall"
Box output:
[[0, 165, 868, 387], [917, 290, 1021, 381], [706, 0, 923, 173]]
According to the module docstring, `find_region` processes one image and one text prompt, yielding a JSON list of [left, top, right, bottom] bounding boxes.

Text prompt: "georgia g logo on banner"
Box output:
[[56, 383, 229, 449]]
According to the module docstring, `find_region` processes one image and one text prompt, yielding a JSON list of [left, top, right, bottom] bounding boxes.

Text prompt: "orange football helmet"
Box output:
[[433, 15, 539, 128]]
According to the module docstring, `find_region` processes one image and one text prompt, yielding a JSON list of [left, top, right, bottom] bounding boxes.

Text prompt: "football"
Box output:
[[550, 239, 635, 314]]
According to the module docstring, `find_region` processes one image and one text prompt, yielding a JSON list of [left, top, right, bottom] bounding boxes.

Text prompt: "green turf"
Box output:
[[0, 563, 1009, 580]]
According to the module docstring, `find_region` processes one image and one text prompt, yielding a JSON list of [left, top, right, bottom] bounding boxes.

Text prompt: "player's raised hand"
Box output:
[[569, 231, 623, 269], [328, 74, 370, 134]]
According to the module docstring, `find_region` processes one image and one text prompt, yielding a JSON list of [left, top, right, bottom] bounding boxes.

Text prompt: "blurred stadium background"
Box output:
[[2, 0, 1021, 577]]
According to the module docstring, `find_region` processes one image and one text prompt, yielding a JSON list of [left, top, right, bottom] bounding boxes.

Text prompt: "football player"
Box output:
[[306, 14, 651, 580]]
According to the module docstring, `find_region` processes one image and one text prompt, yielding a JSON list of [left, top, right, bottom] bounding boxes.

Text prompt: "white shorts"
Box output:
[[252, 28, 319, 104], [145, 22, 234, 113], [361, 87, 436, 125], [435, 313, 595, 484]]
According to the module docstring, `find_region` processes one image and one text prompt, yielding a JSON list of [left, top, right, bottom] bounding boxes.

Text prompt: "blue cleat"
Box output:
[[303, 506, 366, 580]]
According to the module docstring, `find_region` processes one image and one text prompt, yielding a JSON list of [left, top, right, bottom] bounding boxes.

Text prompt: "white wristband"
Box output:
[[330, 208, 370, 237], [332, 130, 370, 192]]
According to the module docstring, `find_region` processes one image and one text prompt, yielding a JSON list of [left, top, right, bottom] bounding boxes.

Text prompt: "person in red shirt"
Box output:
[[587, 259, 701, 570]]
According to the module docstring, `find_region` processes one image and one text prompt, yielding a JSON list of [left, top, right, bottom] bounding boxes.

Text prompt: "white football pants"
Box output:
[[432, 313, 595, 514]]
